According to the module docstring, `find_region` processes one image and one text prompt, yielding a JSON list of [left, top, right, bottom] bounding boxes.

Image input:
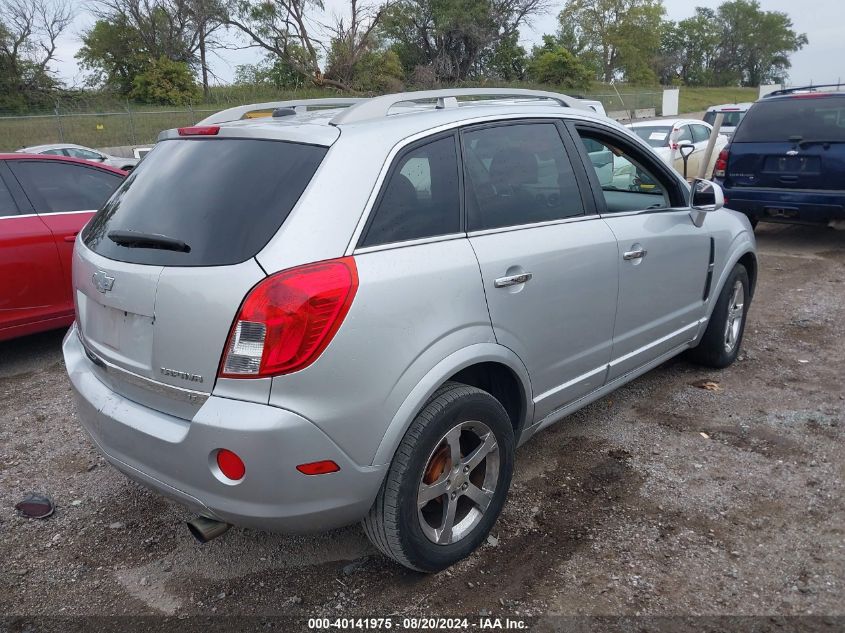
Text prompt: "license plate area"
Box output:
[[77, 290, 154, 372], [762, 155, 821, 174]]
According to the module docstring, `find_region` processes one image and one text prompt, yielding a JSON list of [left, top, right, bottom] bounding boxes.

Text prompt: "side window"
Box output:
[[462, 123, 583, 231], [360, 135, 460, 248], [66, 148, 103, 160], [0, 173, 19, 217], [674, 125, 693, 143], [9, 161, 123, 213], [575, 130, 673, 214], [691, 125, 711, 143], [42, 149, 66, 156]]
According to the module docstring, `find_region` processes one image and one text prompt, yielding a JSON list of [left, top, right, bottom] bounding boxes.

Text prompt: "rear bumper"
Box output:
[[63, 325, 385, 532], [720, 186, 845, 224]]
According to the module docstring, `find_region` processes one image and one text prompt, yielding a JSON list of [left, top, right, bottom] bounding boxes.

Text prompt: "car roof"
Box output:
[[706, 103, 754, 111], [18, 142, 94, 152], [0, 153, 127, 175], [627, 118, 708, 128], [160, 90, 615, 148]]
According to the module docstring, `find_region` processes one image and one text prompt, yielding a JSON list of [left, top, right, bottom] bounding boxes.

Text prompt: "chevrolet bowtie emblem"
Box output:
[[92, 270, 115, 293]]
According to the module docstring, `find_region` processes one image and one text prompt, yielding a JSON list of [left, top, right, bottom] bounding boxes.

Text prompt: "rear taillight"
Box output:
[[219, 257, 358, 378], [714, 148, 730, 178]]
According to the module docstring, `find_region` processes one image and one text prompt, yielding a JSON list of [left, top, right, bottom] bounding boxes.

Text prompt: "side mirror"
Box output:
[[689, 179, 724, 226]]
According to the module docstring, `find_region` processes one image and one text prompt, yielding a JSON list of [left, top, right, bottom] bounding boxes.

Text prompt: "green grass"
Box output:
[[0, 84, 761, 152]]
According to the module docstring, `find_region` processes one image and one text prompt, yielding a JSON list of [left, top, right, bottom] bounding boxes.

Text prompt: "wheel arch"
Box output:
[[371, 344, 533, 467]]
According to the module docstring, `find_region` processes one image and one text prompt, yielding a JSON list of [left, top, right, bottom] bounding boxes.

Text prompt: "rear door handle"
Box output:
[[623, 249, 647, 261], [494, 272, 533, 288]]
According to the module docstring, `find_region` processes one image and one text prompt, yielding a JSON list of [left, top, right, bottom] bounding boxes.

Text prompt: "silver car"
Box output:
[[63, 89, 757, 572], [18, 143, 139, 171]]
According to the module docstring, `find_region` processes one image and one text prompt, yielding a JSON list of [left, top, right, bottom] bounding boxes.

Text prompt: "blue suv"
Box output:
[[714, 85, 845, 228]]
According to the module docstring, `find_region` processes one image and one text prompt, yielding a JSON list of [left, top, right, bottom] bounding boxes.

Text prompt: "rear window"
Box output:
[[630, 126, 672, 148], [703, 110, 746, 127], [82, 138, 327, 266], [733, 97, 845, 143]]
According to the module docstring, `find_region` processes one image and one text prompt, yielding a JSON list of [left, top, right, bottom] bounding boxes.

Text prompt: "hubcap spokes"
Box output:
[[417, 421, 499, 545], [724, 280, 745, 353]]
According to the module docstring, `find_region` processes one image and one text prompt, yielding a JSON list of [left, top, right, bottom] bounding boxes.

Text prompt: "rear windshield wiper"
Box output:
[[107, 230, 191, 253]]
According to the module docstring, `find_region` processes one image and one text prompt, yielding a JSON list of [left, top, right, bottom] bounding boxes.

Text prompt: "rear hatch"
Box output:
[[75, 134, 328, 419], [726, 95, 845, 191]]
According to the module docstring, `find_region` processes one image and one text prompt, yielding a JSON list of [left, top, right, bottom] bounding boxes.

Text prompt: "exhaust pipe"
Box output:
[[187, 516, 231, 543]]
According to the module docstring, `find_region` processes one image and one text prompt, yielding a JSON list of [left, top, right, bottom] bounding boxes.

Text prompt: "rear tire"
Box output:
[[362, 382, 514, 572], [688, 264, 750, 368]]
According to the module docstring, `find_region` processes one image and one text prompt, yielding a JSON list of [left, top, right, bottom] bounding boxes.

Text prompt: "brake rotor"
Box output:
[[423, 443, 451, 486]]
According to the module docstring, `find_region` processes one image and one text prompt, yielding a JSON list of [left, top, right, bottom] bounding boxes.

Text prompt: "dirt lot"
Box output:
[[1, 223, 843, 627]]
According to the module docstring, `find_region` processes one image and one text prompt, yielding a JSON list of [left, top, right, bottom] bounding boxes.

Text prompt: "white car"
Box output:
[[625, 119, 728, 180], [17, 143, 138, 171], [703, 103, 753, 138]]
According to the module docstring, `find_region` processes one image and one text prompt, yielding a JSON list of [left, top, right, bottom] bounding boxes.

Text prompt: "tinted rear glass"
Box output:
[[83, 138, 327, 266], [704, 111, 745, 127], [733, 97, 845, 143]]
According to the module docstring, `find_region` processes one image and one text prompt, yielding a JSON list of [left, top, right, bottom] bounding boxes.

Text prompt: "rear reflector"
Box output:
[[296, 460, 340, 475], [219, 257, 358, 378], [178, 126, 220, 136], [216, 449, 245, 480]]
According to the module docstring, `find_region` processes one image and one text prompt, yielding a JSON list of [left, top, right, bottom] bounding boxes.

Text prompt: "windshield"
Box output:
[[630, 126, 672, 148], [82, 138, 327, 267], [703, 111, 746, 127], [733, 96, 845, 143]]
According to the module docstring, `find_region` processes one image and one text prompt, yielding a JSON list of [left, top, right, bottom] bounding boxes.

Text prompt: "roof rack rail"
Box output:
[[196, 98, 366, 125], [329, 88, 583, 125], [764, 83, 844, 98]]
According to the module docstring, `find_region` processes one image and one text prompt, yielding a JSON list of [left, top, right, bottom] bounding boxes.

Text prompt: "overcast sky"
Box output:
[[50, 0, 843, 87]]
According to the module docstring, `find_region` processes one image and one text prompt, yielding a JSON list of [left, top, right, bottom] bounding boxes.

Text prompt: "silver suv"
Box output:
[[63, 89, 757, 572]]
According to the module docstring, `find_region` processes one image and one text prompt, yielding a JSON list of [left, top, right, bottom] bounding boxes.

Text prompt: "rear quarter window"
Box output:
[[734, 97, 845, 142], [82, 138, 327, 267]]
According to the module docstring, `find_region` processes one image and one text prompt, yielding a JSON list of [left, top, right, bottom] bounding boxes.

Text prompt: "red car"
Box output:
[[0, 154, 126, 342]]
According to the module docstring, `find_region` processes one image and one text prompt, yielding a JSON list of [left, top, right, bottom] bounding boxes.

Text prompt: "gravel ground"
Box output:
[[1, 223, 843, 627]]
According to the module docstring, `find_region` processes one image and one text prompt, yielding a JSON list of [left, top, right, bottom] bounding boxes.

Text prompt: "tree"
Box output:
[[480, 30, 527, 81], [77, 18, 149, 94], [234, 55, 306, 89], [526, 35, 591, 89], [713, 0, 806, 86], [130, 54, 200, 103], [381, 0, 549, 83], [557, 0, 665, 83], [0, 0, 72, 111], [82, 0, 224, 96], [224, 0, 391, 91]]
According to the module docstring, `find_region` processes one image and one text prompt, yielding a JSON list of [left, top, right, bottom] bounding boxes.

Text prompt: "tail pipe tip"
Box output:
[[187, 515, 231, 543]]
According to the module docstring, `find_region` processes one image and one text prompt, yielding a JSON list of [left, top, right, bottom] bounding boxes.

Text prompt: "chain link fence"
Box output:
[[0, 105, 220, 152], [0, 89, 666, 153]]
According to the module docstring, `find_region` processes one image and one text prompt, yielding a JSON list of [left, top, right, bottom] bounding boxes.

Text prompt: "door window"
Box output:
[[9, 161, 123, 213], [66, 147, 104, 160], [0, 174, 18, 216], [360, 135, 460, 247], [691, 125, 712, 143], [462, 123, 584, 231], [41, 149, 66, 156], [674, 125, 693, 144], [575, 131, 674, 213]]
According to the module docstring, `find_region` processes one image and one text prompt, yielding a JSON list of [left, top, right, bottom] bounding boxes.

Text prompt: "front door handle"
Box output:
[[623, 249, 647, 261], [494, 272, 533, 288]]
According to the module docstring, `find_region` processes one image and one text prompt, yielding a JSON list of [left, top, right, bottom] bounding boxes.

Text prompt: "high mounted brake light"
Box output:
[[219, 257, 358, 378], [178, 126, 220, 136]]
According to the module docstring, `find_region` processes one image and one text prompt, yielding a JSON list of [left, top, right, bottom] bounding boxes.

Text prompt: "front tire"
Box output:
[[688, 264, 750, 368], [362, 382, 514, 572]]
